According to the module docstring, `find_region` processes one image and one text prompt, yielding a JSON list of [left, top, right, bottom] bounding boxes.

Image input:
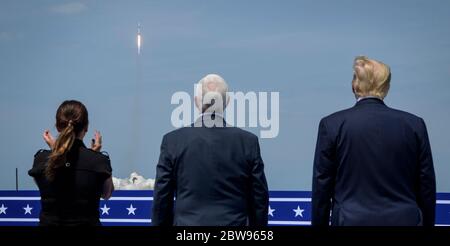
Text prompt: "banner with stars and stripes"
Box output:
[[0, 190, 449, 226]]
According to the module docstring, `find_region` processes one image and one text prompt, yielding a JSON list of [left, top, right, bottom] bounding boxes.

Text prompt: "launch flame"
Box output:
[[137, 34, 141, 55]]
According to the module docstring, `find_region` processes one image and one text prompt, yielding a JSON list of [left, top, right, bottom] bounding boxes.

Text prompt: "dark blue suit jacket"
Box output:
[[152, 115, 269, 226], [312, 98, 436, 226]]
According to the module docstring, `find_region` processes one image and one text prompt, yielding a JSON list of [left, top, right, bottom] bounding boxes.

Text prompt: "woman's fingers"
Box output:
[[96, 130, 102, 145], [91, 130, 102, 152], [42, 130, 55, 149]]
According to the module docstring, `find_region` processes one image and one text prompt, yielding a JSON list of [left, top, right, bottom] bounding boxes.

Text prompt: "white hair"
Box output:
[[196, 74, 229, 113]]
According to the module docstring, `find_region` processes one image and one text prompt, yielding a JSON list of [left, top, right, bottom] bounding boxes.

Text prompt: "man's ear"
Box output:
[[194, 96, 200, 111], [352, 84, 360, 99]]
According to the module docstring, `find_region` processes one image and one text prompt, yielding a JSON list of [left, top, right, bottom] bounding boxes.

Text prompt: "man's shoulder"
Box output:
[[387, 107, 424, 122], [226, 126, 259, 140], [162, 126, 192, 138], [320, 104, 425, 128], [320, 107, 355, 124], [163, 125, 258, 141]]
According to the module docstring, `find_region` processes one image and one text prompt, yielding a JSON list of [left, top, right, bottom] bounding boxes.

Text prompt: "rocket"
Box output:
[[137, 22, 142, 55]]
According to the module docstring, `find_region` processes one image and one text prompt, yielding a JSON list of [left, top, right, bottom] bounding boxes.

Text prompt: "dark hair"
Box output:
[[45, 100, 89, 180]]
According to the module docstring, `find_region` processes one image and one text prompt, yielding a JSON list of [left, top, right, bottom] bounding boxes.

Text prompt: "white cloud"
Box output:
[[49, 2, 87, 15], [113, 172, 155, 190]]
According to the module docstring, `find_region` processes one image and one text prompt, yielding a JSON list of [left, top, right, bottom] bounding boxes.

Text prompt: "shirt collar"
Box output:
[[194, 112, 228, 127], [198, 112, 224, 119], [357, 96, 382, 102]]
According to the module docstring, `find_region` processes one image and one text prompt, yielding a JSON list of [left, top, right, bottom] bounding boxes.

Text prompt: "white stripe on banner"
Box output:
[[269, 221, 311, 225], [0, 197, 154, 201], [437, 200, 450, 204], [100, 219, 152, 223], [104, 197, 153, 201], [0, 197, 310, 202], [2, 197, 449, 204], [0, 218, 39, 222], [0, 218, 153, 223], [0, 197, 41, 200]]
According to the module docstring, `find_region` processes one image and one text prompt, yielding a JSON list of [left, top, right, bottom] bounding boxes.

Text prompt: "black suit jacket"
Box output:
[[312, 98, 436, 226], [152, 115, 269, 226]]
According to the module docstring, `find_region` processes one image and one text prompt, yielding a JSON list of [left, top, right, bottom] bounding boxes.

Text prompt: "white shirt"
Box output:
[[357, 96, 382, 102], [197, 112, 224, 119]]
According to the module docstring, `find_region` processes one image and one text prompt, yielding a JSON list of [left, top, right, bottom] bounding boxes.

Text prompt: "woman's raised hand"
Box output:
[[43, 129, 55, 149], [91, 130, 102, 152]]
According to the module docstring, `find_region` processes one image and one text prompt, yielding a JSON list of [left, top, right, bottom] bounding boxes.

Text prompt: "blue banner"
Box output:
[[0, 190, 448, 226]]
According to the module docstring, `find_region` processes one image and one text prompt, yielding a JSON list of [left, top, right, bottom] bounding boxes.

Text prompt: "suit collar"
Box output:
[[355, 97, 386, 107], [193, 113, 230, 127]]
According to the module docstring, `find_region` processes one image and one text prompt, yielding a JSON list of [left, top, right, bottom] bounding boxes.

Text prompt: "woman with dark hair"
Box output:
[[28, 100, 114, 226]]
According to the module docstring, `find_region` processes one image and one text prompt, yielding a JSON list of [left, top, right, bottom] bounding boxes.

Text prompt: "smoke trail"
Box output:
[[126, 24, 143, 171]]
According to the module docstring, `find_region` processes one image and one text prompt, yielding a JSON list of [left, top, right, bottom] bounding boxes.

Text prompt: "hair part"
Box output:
[[352, 56, 391, 99], [45, 100, 89, 181]]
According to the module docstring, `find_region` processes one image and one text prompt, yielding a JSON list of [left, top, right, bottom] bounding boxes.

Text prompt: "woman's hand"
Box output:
[[91, 130, 102, 152], [102, 177, 114, 200], [43, 130, 55, 149]]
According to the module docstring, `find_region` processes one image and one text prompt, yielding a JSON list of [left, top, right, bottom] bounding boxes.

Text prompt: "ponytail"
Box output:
[[45, 121, 76, 181], [45, 100, 89, 181]]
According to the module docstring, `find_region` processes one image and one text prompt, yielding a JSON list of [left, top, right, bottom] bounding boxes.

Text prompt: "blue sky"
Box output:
[[1, 0, 449, 191]]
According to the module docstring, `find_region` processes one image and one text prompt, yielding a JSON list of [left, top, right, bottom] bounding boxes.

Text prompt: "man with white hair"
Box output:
[[152, 74, 269, 226], [312, 56, 436, 226]]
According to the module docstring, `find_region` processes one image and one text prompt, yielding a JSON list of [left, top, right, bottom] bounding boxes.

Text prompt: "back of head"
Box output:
[[352, 56, 391, 100], [195, 74, 229, 114], [45, 100, 89, 181]]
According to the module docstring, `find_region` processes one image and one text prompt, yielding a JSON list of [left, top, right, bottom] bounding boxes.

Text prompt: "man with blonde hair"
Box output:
[[312, 56, 436, 226], [152, 74, 269, 226]]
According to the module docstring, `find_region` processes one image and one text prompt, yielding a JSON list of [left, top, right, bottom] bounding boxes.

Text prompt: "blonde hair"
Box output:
[[352, 56, 391, 99]]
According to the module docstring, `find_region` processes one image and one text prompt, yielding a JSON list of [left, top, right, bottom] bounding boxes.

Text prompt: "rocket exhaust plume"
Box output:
[[128, 22, 143, 170], [137, 23, 142, 55]]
